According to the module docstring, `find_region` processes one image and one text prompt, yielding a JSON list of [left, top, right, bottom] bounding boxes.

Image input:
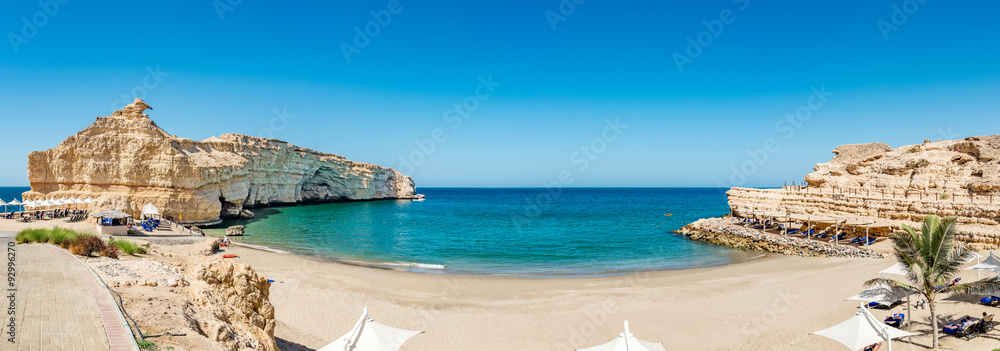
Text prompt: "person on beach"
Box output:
[[863, 342, 881, 351]]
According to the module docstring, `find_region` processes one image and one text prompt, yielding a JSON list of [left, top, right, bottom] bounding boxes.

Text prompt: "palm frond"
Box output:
[[943, 276, 1000, 296]]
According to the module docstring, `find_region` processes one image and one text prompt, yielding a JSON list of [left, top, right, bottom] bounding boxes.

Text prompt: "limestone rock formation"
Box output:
[[184, 259, 278, 351], [804, 136, 1000, 194], [24, 99, 416, 224], [226, 225, 245, 236], [728, 135, 1000, 249]]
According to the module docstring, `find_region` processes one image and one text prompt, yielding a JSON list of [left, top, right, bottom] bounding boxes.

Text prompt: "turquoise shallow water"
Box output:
[[204, 188, 760, 276]]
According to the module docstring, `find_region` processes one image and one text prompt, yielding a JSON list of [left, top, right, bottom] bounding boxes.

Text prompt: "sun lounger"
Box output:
[[884, 313, 904, 328], [981, 296, 1000, 307]]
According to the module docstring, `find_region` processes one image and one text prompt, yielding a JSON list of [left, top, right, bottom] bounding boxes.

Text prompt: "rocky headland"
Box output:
[[23, 99, 417, 225], [726, 135, 1000, 249]]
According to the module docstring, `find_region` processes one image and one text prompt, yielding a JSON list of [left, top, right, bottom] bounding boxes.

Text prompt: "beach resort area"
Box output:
[[3, 2, 1000, 351]]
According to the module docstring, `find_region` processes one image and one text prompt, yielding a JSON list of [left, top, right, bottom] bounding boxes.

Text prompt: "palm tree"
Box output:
[[866, 214, 1000, 349]]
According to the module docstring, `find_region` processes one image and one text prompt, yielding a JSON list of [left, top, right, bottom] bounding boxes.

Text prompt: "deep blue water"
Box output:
[[0, 187, 29, 213], [204, 188, 760, 276]]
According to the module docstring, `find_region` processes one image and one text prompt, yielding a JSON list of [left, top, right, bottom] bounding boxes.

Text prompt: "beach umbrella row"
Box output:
[[316, 309, 664, 351], [19, 197, 94, 210]]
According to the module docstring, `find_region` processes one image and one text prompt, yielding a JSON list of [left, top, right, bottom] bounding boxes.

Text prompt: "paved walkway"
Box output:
[[4, 231, 137, 351]]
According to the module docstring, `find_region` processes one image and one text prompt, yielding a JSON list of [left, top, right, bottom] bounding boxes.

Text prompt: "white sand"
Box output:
[[4, 219, 998, 350]]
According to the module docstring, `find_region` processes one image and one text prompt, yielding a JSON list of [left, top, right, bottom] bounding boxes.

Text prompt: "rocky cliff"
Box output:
[[24, 99, 416, 224], [804, 136, 1000, 194], [728, 135, 1000, 249]]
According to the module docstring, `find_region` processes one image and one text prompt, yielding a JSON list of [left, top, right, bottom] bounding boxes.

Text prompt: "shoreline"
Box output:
[[6, 219, 1000, 349], [226, 236, 773, 279]]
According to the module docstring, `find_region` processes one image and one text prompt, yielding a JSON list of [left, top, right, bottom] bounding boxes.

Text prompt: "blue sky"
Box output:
[[1, 1, 998, 187]]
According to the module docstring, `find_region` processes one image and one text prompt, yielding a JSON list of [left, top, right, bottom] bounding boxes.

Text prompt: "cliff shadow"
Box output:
[[205, 206, 286, 230], [276, 337, 316, 351]]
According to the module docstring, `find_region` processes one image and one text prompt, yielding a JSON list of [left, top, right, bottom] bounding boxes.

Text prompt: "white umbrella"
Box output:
[[845, 281, 908, 307], [879, 263, 908, 276], [0, 199, 6, 214], [318, 308, 423, 351], [810, 303, 915, 351], [967, 251, 1000, 272], [576, 321, 665, 351], [142, 203, 161, 217]]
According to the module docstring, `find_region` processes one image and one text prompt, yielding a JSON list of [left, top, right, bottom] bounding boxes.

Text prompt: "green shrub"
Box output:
[[16, 228, 124, 258], [137, 340, 159, 351], [50, 227, 81, 245], [16, 228, 49, 243], [940, 193, 951, 200], [109, 237, 146, 255]]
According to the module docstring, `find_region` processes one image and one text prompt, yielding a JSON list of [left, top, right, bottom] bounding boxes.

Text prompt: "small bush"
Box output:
[[109, 237, 145, 256], [70, 235, 105, 257], [137, 340, 159, 351], [940, 193, 951, 200], [15, 228, 50, 243], [51, 227, 80, 245], [100, 244, 120, 259]]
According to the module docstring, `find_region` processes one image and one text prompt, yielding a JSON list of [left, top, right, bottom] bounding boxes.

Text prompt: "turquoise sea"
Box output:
[[202, 188, 761, 276]]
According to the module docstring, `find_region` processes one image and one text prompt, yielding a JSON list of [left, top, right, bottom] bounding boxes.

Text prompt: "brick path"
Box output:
[[5, 233, 138, 351]]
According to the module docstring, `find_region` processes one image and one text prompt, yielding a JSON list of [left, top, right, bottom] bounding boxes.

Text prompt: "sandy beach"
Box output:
[[4, 219, 998, 351], [229, 243, 999, 350]]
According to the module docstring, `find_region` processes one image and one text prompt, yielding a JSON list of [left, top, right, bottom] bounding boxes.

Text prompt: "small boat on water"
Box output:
[[664, 213, 673, 217], [411, 194, 426, 202]]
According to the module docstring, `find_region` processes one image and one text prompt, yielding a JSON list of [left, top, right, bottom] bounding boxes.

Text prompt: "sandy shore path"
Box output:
[[219, 243, 999, 351]]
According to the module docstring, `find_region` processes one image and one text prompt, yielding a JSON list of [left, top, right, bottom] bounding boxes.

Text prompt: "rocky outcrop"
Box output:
[[226, 225, 245, 236], [729, 135, 1000, 249], [804, 136, 1000, 194], [185, 260, 277, 351], [677, 218, 887, 258], [23, 99, 416, 224]]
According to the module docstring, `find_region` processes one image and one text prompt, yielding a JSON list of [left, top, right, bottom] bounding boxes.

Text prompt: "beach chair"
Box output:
[[980, 296, 999, 306], [884, 313, 904, 328], [960, 317, 992, 340]]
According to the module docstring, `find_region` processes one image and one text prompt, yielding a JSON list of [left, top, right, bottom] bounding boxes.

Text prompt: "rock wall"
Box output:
[[728, 135, 1000, 249], [23, 99, 416, 224], [676, 218, 887, 258]]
